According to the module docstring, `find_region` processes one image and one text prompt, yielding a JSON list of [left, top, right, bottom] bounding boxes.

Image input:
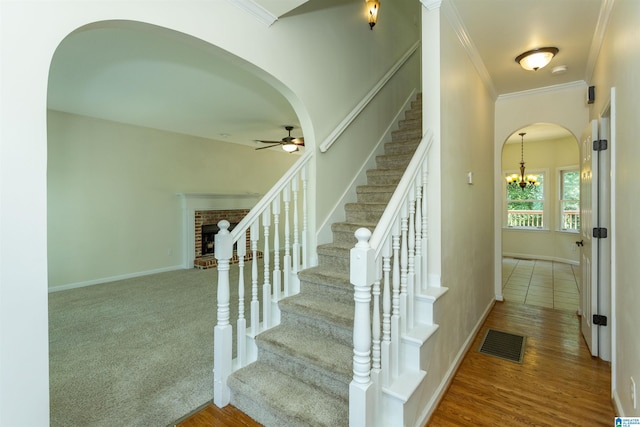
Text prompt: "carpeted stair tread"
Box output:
[[257, 324, 353, 380], [228, 361, 348, 427], [279, 292, 354, 330]]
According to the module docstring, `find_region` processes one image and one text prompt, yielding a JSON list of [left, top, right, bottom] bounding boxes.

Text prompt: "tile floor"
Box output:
[[502, 257, 580, 312]]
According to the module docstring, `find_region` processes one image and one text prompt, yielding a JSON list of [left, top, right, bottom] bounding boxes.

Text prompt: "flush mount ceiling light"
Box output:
[[366, 0, 380, 30], [515, 47, 559, 71]]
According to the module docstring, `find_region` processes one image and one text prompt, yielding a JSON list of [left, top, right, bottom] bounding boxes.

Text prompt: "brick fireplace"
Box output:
[[193, 209, 261, 269]]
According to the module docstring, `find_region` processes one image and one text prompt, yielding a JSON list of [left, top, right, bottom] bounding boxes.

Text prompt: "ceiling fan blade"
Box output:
[[292, 137, 304, 145], [255, 144, 280, 150], [256, 140, 282, 144]]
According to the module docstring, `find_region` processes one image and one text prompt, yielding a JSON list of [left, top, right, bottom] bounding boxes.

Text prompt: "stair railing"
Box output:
[[349, 129, 434, 426], [213, 150, 312, 407]]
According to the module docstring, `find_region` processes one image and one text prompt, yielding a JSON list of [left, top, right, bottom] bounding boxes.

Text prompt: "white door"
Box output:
[[580, 120, 599, 357]]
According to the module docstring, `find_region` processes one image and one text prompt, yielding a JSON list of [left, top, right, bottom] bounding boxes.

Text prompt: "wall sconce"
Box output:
[[515, 47, 559, 71], [366, 0, 380, 30]]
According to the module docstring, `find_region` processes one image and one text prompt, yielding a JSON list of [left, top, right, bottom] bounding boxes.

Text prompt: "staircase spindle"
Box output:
[[407, 182, 416, 330], [400, 202, 409, 335], [262, 207, 271, 330], [414, 173, 423, 289], [250, 221, 260, 337], [236, 231, 247, 367], [292, 175, 300, 274], [283, 182, 291, 297], [301, 165, 309, 269], [421, 163, 428, 290], [381, 239, 391, 387], [272, 194, 281, 301], [391, 219, 401, 379]]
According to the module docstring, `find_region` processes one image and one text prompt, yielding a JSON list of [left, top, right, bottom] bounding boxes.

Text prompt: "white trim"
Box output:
[[585, 0, 615, 84], [416, 298, 495, 425], [420, 0, 442, 10], [316, 89, 418, 245], [228, 0, 278, 26], [441, 0, 497, 99], [319, 41, 421, 153], [48, 265, 184, 293], [497, 80, 587, 101]]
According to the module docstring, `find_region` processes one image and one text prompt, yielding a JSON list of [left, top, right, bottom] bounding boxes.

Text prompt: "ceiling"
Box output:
[[47, 0, 605, 149]]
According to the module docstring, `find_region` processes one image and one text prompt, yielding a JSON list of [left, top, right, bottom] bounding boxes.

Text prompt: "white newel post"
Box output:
[[214, 220, 233, 407], [349, 228, 375, 427]]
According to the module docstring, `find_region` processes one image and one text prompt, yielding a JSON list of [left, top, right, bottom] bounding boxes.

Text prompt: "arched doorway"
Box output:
[[47, 21, 306, 426], [499, 123, 581, 312]]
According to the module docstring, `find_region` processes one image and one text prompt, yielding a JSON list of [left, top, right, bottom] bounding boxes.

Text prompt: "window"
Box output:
[[505, 172, 545, 228], [560, 169, 580, 231]]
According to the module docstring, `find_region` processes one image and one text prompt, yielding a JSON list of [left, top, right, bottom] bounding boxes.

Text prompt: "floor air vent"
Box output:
[[478, 329, 526, 363]]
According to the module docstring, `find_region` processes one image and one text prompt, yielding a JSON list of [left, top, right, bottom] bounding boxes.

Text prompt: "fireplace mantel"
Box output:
[[179, 193, 261, 269]]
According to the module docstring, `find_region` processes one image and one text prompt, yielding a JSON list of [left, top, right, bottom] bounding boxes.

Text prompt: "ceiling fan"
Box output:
[[255, 125, 304, 152]]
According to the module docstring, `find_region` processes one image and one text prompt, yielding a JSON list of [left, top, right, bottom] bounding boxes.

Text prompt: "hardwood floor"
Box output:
[[175, 301, 614, 426], [428, 301, 614, 426]]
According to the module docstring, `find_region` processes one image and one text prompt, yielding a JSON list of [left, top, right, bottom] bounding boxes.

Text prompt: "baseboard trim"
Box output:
[[416, 297, 496, 426], [48, 264, 185, 293], [612, 388, 625, 417]]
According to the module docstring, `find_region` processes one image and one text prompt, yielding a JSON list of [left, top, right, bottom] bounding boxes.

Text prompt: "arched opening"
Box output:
[[499, 123, 581, 312], [47, 20, 308, 426]]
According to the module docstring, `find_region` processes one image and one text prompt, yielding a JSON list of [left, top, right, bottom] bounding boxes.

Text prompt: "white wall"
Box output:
[[501, 136, 580, 264], [416, 4, 496, 424], [47, 111, 295, 289], [590, 0, 640, 417], [494, 84, 589, 299], [0, 1, 419, 424]]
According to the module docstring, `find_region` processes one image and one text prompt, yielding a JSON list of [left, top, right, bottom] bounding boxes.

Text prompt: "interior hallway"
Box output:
[[502, 257, 580, 312]]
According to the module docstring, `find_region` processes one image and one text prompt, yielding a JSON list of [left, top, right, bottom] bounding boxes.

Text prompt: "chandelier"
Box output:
[[506, 132, 539, 190]]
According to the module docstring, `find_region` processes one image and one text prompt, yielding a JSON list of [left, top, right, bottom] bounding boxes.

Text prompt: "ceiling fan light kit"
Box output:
[[255, 125, 304, 153], [515, 47, 559, 71]]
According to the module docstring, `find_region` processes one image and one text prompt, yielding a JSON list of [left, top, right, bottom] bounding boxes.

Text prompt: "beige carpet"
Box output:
[[49, 261, 261, 427]]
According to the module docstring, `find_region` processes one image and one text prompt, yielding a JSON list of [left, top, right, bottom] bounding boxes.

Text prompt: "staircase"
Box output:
[[227, 94, 423, 426]]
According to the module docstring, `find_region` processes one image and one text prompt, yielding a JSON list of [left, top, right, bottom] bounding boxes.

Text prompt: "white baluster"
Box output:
[[349, 228, 375, 427], [400, 201, 408, 335], [213, 220, 232, 407], [283, 182, 291, 297], [301, 165, 309, 269], [236, 230, 247, 367], [407, 182, 416, 330], [372, 258, 382, 372], [262, 206, 271, 330], [391, 218, 401, 379], [421, 163, 429, 290], [381, 238, 391, 387], [292, 175, 300, 274], [272, 194, 281, 301], [250, 221, 260, 337], [415, 172, 423, 290]]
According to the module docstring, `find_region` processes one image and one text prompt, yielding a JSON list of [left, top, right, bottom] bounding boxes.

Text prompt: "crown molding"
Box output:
[[585, 0, 615, 84], [497, 80, 587, 101], [420, 0, 442, 11], [441, 0, 497, 99], [228, 0, 278, 27]]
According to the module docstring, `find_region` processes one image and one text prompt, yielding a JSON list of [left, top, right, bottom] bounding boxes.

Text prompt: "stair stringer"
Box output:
[[376, 286, 448, 427]]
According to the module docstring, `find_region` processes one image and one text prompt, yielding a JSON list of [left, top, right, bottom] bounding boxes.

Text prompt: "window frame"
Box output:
[[557, 166, 580, 233], [503, 168, 548, 230]]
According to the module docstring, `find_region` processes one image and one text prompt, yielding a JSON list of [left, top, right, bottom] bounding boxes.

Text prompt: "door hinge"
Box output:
[[593, 139, 608, 151], [593, 227, 608, 238], [593, 314, 608, 326]]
